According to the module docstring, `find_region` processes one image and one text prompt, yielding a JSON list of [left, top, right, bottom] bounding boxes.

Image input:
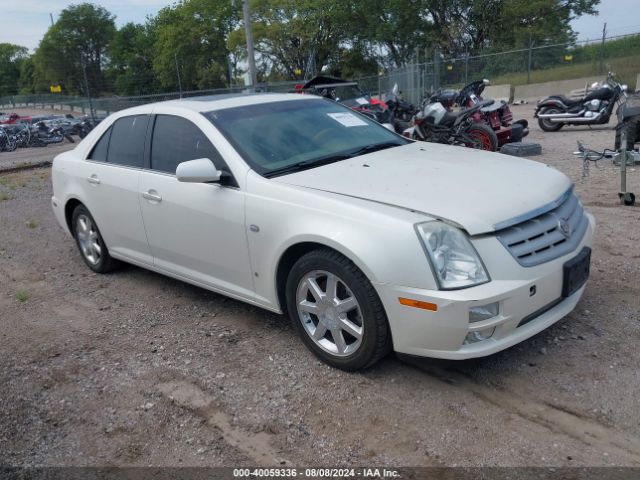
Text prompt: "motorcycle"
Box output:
[[385, 84, 418, 133], [0, 126, 17, 152], [535, 72, 628, 131], [456, 79, 528, 145], [28, 121, 75, 147], [406, 95, 499, 151]]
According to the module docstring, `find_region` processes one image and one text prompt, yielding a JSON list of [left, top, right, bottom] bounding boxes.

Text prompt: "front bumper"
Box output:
[[375, 213, 595, 359]]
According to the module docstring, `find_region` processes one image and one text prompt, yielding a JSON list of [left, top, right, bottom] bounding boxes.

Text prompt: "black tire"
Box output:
[[285, 248, 391, 371], [71, 204, 119, 273], [537, 107, 564, 132], [464, 123, 499, 151], [614, 118, 638, 150]]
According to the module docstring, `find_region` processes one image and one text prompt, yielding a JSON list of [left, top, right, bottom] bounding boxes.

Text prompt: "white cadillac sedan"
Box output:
[[51, 93, 594, 370]]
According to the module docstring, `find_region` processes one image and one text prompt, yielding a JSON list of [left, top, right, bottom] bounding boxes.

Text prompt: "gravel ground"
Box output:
[[0, 105, 639, 468]]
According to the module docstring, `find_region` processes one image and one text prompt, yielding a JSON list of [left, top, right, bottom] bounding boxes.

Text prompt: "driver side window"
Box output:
[[150, 115, 228, 175]]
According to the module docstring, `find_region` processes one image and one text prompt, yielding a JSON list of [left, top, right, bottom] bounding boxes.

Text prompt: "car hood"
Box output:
[[273, 142, 571, 235]]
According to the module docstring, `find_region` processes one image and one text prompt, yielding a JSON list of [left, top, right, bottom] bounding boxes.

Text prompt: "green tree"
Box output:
[[348, 0, 433, 69], [422, 0, 599, 56], [32, 3, 116, 95], [0, 43, 29, 96], [107, 23, 157, 96], [152, 0, 239, 91], [228, 0, 352, 81]]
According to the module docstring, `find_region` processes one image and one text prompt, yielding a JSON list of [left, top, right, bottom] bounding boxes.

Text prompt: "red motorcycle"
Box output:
[[455, 80, 528, 146]]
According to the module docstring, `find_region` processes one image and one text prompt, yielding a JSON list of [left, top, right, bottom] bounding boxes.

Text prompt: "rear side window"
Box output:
[[150, 115, 226, 174], [106, 115, 148, 168], [88, 127, 111, 162]]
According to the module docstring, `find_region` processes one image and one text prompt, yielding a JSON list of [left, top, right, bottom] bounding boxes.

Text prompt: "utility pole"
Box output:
[[81, 59, 95, 124], [464, 46, 469, 84], [242, 0, 258, 89], [600, 22, 607, 75], [433, 47, 440, 90], [174, 52, 182, 98], [49, 13, 54, 26], [527, 33, 533, 84]]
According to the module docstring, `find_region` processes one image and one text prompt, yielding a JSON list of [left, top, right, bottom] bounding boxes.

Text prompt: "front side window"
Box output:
[[150, 115, 225, 174], [205, 98, 407, 177], [106, 115, 148, 168]]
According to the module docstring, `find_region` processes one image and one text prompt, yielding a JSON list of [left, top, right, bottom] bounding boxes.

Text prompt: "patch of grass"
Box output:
[[490, 54, 640, 87], [26, 220, 38, 229], [15, 291, 30, 302], [0, 193, 11, 201]]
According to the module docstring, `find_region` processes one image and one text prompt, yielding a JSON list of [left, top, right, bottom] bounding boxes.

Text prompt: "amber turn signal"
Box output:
[[398, 297, 438, 311]]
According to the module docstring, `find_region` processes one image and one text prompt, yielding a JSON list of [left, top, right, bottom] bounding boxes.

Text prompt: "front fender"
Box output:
[[245, 172, 437, 310]]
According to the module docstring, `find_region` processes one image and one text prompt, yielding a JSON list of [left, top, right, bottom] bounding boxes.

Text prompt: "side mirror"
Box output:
[[176, 158, 222, 183]]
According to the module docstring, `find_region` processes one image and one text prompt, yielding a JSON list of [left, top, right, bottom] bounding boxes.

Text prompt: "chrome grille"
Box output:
[[495, 192, 588, 267]]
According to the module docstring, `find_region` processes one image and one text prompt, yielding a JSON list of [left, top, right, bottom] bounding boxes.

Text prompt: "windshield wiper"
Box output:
[[263, 141, 405, 178], [346, 141, 405, 157], [263, 154, 352, 178]]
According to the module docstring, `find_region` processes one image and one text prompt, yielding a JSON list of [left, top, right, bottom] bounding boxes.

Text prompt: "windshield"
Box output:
[[205, 98, 407, 177]]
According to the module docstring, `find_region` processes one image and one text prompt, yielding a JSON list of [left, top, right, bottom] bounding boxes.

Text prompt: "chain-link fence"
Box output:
[[0, 81, 300, 117], [1, 30, 638, 116], [358, 32, 640, 105]]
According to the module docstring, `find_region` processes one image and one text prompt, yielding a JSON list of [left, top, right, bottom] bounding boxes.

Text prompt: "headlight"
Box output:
[[416, 222, 489, 289]]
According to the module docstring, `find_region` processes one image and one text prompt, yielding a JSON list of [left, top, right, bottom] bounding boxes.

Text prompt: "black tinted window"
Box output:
[[88, 127, 111, 162], [151, 115, 225, 174], [106, 115, 148, 168]]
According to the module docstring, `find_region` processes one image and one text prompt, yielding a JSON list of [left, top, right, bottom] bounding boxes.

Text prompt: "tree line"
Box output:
[[0, 0, 599, 98]]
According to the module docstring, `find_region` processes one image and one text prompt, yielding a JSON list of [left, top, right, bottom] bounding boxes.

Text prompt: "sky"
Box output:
[[0, 0, 639, 52], [0, 0, 169, 51]]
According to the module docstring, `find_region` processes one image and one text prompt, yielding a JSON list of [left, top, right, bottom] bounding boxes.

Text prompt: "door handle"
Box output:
[[86, 175, 100, 185], [142, 190, 162, 202]]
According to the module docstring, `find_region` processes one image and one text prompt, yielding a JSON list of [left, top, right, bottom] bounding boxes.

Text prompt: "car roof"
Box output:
[[147, 92, 317, 114]]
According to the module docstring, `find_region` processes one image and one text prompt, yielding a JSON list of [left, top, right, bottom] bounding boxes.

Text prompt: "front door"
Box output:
[[138, 114, 254, 299]]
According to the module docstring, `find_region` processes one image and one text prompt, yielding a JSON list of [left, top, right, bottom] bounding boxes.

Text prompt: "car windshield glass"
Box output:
[[205, 98, 407, 177]]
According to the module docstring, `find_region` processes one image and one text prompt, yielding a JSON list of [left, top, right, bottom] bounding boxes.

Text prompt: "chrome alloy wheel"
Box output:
[[76, 214, 102, 265], [296, 270, 364, 356]]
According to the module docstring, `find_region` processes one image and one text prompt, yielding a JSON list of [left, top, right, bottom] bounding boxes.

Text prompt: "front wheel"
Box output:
[[285, 249, 391, 371], [537, 107, 564, 132], [463, 123, 498, 151]]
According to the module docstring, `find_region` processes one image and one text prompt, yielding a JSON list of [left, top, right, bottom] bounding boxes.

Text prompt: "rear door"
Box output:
[[138, 114, 254, 298], [80, 114, 152, 265]]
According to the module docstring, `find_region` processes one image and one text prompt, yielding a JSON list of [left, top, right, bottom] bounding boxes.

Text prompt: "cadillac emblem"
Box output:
[[558, 218, 571, 238]]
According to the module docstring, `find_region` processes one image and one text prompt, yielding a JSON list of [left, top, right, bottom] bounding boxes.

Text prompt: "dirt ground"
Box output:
[[0, 105, 639, 468]]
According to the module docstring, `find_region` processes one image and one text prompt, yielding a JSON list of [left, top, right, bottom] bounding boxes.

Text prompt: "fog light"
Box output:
[[469, 302, 499, 323], [463, 327, 496, 345]]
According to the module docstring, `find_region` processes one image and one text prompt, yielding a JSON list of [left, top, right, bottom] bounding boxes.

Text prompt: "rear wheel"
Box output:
[[71, 205, 119, 273], [285, 248, 391, 371], [538, 107, 564, 132], [464, 123, 498, 151]]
